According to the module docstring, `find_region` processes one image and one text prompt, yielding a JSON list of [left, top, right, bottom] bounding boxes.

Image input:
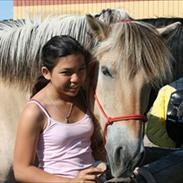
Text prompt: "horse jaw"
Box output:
[[105, 122, 145, 178]]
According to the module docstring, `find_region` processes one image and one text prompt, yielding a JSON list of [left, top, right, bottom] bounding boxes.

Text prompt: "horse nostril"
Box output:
[[115, 147, 124, 165]]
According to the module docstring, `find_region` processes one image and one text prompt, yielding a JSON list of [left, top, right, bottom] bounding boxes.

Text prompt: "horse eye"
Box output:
[[101, 66, 112, 77]]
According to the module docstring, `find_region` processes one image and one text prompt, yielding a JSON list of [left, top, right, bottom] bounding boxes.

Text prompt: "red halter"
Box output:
[[94, 94, 147, 144], [88, 61, 147, 144]]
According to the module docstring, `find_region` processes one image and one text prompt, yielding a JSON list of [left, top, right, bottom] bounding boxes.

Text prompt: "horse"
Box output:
[[86, 15, 173, 181], [0, 10, 176, 182], [0, 9, 131, 183]]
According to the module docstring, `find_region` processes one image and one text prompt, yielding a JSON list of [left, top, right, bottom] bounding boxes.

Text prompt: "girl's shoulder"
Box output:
[[26, 100, 44, 116], [18, 99, 46, 130]]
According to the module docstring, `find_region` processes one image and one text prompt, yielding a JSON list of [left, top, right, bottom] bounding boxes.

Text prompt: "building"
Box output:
[[14, 0, 183, 19]]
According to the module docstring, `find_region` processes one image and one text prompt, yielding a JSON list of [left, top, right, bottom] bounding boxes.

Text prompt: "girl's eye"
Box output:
[[60, 71, 72, 76], [101, 66, 113, 78]]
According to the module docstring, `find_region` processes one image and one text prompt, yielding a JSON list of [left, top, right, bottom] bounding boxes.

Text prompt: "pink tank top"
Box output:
[[29, 99, 94, 178]]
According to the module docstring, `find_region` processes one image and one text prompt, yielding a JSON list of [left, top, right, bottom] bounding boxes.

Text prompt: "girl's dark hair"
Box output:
[[31, 35, 91, 97]]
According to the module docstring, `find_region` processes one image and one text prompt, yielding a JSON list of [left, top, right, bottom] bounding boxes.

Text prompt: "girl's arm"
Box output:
[[13, 103, 70, 182], [13, 103, 103, 183]]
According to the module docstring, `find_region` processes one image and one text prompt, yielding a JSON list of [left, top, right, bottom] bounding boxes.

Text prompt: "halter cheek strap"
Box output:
[[94, 94, 147, 144]]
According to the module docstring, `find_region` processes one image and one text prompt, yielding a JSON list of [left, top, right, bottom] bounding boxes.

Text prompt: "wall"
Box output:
[[14, 0, 183, 19]]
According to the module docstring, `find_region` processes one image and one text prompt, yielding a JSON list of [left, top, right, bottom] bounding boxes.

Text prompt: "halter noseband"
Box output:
[[94, 94, 147, 144]]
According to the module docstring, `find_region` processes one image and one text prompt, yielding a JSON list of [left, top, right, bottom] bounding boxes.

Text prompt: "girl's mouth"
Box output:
[[69, 86, 80, 93]]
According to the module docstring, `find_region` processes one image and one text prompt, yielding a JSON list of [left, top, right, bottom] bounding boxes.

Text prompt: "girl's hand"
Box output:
[[73, 163, 106, 183]]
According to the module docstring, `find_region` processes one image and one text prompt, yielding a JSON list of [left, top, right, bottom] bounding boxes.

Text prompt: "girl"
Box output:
[[13, 35, 106, 183]]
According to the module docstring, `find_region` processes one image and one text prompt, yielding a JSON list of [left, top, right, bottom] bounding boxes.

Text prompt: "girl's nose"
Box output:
[[70, 73, 80, 83]]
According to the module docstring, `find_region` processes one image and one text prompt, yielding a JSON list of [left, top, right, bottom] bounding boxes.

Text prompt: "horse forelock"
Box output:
[[95, 21, 173, 88]]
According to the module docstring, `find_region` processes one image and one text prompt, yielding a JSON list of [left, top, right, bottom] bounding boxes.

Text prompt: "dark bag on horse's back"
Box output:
[[166, 90, 183, 147]]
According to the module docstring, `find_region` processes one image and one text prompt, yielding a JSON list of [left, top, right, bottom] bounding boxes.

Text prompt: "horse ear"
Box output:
[[157, 22, 181, 35], [86, 14, 110, 41]]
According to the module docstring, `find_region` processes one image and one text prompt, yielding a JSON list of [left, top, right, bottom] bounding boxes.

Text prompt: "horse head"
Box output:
[[86, 15, 173, 179]]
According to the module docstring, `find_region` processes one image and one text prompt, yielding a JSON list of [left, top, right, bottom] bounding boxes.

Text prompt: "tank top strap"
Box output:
[[28, 99, 50, 119]]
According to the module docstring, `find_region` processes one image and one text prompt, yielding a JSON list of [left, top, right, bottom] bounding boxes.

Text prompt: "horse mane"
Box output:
[[94, 21, 173, 88], [94, 8, 132, 24], [139, 17, 183, 80], [0, 15, 92, 90], [0, 8, 130, 90]]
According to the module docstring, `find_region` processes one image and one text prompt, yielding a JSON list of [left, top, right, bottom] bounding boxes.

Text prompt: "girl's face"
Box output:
[[43, 53, 87, 98]]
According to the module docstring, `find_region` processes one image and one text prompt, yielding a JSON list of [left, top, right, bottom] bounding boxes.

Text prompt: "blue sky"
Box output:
[[0, 0, 13, 20]]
